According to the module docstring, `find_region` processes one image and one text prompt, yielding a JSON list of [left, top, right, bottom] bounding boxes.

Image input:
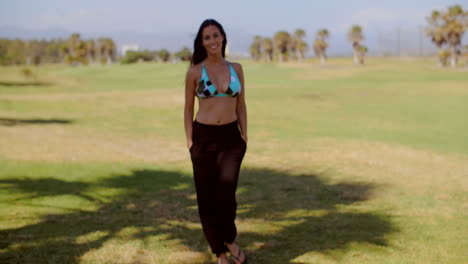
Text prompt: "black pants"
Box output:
[[190, 120, 247, 255]]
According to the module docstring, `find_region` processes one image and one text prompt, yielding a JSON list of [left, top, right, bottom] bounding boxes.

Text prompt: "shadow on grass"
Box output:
[[0, 81, 51, 87], [0, 168, 396, 264], [0, 118, 73, 126], [0, 178, 102, 205]]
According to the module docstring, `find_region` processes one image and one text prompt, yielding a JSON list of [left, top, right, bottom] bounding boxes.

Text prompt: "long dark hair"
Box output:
[[190, 19, 227, 66]]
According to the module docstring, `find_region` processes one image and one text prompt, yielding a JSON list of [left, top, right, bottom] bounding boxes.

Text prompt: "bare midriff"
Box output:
[[195, 97, 237, 125]]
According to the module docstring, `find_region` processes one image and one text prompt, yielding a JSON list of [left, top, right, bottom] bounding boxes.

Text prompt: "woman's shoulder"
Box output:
[[228, 61, 244, 76], [186, 63, 202, 79], [228, 60, 242, 68]]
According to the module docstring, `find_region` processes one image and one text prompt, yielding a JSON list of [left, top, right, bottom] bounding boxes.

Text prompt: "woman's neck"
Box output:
[[205, 53, 225, 65]]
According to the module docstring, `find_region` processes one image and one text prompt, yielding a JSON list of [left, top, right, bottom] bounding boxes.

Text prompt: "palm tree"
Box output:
[[67, 33, 81, 58], [464, 45, 468, 67], [0, 39, 28, 65], [445, 5, 465, 67], [426, 11, 447, 66], [293, 29, 307, 62], [105, 39, 116, 64], [438, 49, 451, 66], [86, 40, 96, 64], [348, 25, 364, 65], [249, 35, 263, 61], [64, 33, 90, 65], [314, 29, 329, 64], [26, 40, 43, 65], [357, 45, 368, 65], [97, 38, 107, 64], [44, 39, 61, 63], [262, 38, 274, 63], [97, 38, 116, 65], [75, 40, 88, 65], [60, 41, 70, 64], [274, 31, 291, 62], [426, 5, 467, 67]]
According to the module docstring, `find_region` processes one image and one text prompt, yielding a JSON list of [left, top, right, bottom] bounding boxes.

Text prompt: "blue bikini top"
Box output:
[[196, 62, 241, 99]]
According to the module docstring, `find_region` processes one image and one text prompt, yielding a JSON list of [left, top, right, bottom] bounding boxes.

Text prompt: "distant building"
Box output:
[[121, 44, 140, 56]]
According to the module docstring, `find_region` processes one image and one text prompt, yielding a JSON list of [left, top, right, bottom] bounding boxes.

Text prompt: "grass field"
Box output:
[[0, 58, 467, 264]]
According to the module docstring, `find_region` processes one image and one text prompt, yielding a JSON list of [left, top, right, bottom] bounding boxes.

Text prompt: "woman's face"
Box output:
[[202, 25, 224, 55]]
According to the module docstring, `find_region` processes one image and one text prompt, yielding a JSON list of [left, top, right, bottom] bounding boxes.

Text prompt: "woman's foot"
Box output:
[[217, 253, 230, 264], [225, 242, 247, 264]]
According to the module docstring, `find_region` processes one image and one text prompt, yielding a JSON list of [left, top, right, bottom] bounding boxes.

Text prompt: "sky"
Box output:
[[1, 0, 466, 54]]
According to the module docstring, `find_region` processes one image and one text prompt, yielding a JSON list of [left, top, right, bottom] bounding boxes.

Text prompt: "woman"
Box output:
[[184, 19, 248, 264]]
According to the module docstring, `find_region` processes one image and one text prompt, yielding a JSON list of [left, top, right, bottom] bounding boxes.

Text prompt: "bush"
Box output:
[[158, 49, 171, 62], [175, 47, 192, 61], [121, 51, 155, 64], [20, 67, 36, 80], [438, 49, 450, 66]]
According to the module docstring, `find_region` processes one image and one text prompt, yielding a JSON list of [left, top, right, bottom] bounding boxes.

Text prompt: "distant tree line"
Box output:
[[249, 4, 467, 67], [0, 33, 193, 66], [250, 25, 368, 65], [120, 47, 192, 64], [426, 4, 468, 67], [0, 33, 116, 66], [249, 29, 309, 63]]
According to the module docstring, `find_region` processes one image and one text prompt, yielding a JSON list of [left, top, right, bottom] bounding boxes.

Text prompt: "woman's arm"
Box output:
[[234, 63, 248, 144], [184, 66, 197, 149]]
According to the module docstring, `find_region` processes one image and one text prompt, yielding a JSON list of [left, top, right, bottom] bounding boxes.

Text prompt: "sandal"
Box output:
[[231, 246, 248, 264]]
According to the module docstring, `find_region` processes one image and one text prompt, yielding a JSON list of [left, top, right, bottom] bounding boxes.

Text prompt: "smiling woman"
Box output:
[[184, 19, 248, 264]]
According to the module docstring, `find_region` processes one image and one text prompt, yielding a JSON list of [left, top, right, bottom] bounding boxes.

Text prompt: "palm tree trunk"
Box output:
[[437, 47, 443, 67], [320, 54, 325, 65], [296, 50, 302, 62], [450, 45, 457, 68], [353, 50, 359, 65], [88, 54, 94, 65], [106, 49, 113, 65]]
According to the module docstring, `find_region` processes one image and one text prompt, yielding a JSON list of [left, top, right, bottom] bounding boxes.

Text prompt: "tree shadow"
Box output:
[[0, 81, 51, 87], [236, 169, 394, 263], [0, 167, 397, 264], [0, 118, 73, 126], [0, 178, 102, 205], [0, 170, 201, 264]]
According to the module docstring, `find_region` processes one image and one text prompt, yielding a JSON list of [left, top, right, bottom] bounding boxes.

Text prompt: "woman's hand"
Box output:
[[241, 135, 248, 145], [187, 140, 193, 150]]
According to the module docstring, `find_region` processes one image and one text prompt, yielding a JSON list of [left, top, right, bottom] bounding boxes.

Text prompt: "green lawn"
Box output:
[[0, 58, 467, 264]]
